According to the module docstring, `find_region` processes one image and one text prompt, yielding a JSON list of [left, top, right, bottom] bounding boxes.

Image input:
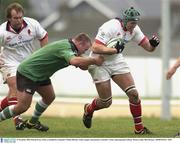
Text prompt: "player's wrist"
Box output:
[[149, 35, 160, 48]]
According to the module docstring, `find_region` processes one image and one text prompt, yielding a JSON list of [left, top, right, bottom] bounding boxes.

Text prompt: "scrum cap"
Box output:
[[122, 7, 140, 25]]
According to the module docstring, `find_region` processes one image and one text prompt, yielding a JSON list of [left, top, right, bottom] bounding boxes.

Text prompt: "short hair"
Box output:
[[6, 2, 24, 19], [74, 33, 92, 45]]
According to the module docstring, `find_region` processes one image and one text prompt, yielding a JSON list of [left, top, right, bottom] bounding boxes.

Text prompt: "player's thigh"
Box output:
[[37, 84, 55, 105], [6, 76, 18, 97], [6, 76, 17, 89], [95, 80, 112, 99], [112, 72, 135, 90], [16, 72, 35, 111]]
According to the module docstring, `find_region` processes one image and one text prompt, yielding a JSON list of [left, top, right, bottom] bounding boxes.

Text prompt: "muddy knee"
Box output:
[[125, 85, 140, 104], [97, 97, 112, 109]]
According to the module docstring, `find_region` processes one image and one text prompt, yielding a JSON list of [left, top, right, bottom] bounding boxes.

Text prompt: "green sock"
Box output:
[[30, 100, 49, 124], [0, 105, 15, 121]]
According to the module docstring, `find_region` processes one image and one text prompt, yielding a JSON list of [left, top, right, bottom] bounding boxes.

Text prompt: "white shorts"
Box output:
[[0, 63, 19, 83], [88, 59, 130, 83]]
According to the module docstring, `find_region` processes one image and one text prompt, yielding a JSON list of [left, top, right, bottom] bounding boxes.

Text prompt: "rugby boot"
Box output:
[[83, 104, 93, 128]]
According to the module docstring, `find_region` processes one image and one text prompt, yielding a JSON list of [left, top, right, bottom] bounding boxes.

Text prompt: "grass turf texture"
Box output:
[[0, 116, 179, 138]]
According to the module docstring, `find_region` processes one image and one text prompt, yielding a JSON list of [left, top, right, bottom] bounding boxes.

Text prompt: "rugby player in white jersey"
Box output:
[[0, 2, 48, 130], [83, 7, 160, 134]]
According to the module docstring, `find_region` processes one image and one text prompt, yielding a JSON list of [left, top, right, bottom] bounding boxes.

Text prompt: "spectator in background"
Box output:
[[0, 2, 48, 130]]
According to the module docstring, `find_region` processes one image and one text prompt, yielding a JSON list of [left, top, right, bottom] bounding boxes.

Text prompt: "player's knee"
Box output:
[[43, 95, 55, 105], [128, 91, 139, 104], [49, 94, 55, 103], [14, 103, 30, 115], [51, 95, 55, 103], [129, 93, 139, 104], [8, 92, 17, 98], [98, 97, 112, 108], [125, 85, 139, 104]]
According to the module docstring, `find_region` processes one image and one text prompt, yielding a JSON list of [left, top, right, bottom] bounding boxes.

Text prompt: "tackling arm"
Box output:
[[69, 55, 104, 70]]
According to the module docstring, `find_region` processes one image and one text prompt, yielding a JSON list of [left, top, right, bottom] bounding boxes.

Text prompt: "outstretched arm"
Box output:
[[69, 55, 104, 70], [166, 57, 180, 80]]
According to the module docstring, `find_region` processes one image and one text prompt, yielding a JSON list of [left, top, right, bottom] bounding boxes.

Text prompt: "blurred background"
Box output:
[[0, 0, 180, 119]]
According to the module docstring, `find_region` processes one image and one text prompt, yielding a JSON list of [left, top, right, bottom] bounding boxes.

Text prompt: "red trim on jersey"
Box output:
[[138, 36, 148, 45], [115, 18, 127, 31], [95, 39, 106, 45], [39, 33, 48, 41], [6, 20, 27, 34]]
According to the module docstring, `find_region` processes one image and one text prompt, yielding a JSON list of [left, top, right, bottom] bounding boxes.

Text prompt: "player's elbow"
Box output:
[[91, 46, 100, 54], [91, 43, 103, 54], [148, 47, 156, 52]]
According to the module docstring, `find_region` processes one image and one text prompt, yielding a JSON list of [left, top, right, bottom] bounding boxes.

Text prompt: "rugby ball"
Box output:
[[106, 37, 123, 48]]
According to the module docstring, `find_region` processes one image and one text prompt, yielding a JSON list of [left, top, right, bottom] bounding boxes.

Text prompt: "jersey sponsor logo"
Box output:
[[8, 38, 33, 47], [99, 30, 105, 38]]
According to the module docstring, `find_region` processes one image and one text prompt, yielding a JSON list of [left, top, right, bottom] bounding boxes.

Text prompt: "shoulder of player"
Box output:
[[104, 18, 120, 26], [133, 25, 143, 33], [0, 21, 8, 30], [23, 17, 41, 26], [100, 19, 120, 32], [52, 39, 71, 49]]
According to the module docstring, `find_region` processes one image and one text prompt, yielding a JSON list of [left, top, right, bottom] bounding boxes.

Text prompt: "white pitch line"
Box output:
[[32, 96, 180, 106]]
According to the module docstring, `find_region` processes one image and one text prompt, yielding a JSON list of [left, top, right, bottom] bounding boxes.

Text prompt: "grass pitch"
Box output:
[[0, 116, 179, 138]]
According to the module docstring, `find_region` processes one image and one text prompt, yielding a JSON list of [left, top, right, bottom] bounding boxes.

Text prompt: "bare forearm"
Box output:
[[140, 39, 156, 52], [166, 57, 180, 80], [70, 57, 95, 67], [40, 36, 48, 47], [140, 36, 159, 52], [70, 55, 104, 70], [173, 57, 180, 69]]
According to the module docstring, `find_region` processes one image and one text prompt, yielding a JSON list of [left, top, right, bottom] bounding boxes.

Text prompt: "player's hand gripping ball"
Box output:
[[106, 37, 125, 53]]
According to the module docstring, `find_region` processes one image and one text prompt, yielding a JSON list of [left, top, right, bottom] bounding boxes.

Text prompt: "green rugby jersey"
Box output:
[[18, 39, 76, 82]]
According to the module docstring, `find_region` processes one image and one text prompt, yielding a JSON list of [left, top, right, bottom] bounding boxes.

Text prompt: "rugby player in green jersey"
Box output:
[[0, 33, 104, 131]]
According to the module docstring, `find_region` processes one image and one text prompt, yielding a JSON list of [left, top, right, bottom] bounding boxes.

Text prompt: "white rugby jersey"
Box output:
[[91, 18, 147, 65], [0, 17, 47, 66]]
